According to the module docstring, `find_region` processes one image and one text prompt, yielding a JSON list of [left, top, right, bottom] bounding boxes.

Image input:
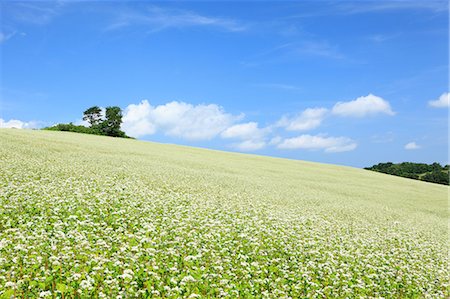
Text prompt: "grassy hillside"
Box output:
[[0, 129, 448, 298]]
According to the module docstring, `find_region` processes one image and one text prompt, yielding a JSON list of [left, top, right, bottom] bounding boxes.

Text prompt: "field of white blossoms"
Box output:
[[0, 129, 448, 298]]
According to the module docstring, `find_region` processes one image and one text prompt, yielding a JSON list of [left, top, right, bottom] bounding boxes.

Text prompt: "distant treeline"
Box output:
[[365, 162, 449, 185], [43, 106, 131, 138]]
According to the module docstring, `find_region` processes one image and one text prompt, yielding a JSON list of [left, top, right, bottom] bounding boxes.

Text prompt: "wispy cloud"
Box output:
[[1, 1, 66, 43], [287, 1, 448, 19], [336, 1, 448, 15], [272, 41, 345, 60], [3, 1, 66, 25], [243, 40, 345, 67], [253, 83, 302, 91], [106, 5, 247, 32], [367, 33, 401, 43], [3, 2, 247, 35], [0, 31, 17, 44], [381, 65, 448, 95], [294, 40, 345, 60], [371, 131, 395, 143]]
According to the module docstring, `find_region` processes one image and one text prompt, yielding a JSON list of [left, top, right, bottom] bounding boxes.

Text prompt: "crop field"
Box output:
[[0, 129, 448, 298]]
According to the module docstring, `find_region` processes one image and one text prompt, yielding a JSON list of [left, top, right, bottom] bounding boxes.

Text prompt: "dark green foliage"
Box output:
[[100, 106, 126, 137], [422, 170, 449, 185], [44, 123, 101, 135], [83, 106, 103, 126], [43, 106, 132, 138], [365, 162, 449, 185]]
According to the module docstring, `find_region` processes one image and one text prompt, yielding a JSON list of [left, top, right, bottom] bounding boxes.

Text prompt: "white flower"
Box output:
[[80, 279, 91, 289], [4, 281, 16, 288], [39, 291, 52, 297], [72, 273, 82, 280], [181, 275, 196, 285]]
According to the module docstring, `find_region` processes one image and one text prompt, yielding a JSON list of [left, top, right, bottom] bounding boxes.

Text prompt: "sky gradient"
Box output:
[[1, 1, 448, 167]]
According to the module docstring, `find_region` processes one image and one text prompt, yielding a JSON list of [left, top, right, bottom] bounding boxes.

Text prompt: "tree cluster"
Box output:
[[44, 106, 130, 138], [365, 162, 449, 185]]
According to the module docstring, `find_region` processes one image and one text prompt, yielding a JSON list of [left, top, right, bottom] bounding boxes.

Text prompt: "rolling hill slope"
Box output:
[[0, 129, 448, 298]]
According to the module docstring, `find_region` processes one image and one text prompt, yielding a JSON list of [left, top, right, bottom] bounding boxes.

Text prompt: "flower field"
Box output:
[[0, 129, 448, 298]]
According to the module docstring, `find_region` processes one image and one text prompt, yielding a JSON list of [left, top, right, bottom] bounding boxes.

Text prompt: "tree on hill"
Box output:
[[44, 105, 131, 138], [99, 106, 126, 137], [83, 106, 103, 126]]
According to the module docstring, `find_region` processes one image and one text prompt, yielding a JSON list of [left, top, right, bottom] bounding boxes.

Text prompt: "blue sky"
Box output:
[[1, 1, 448, 167]]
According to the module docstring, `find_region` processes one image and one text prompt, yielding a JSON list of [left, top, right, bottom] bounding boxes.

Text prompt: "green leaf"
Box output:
[[1, 289, 14, 299], [45, 276, 54, 283], [56, 283, 67, 293]]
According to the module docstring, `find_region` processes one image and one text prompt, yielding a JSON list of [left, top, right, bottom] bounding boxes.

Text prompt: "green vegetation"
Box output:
[[365, 162, 449, 185], [43, 106, 130, 138], [0, 129, 448, 298]]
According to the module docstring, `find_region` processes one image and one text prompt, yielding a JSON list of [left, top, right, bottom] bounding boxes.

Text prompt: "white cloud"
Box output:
[[428, 92, 449, 108], [332, 94, 395, 117], [404, 142, 420, 150], [122, 101, 156, 137], [277, 134, 357, 153], [221, 122, 265, 139], [152, 101, 241, 140], [269, 136, 282, 145], [278, 107, 328, 131], [0, 118, 39, 129], [221, 122, 269, 151], [122, 100, 241, 140], [232, 139, 266, 151]]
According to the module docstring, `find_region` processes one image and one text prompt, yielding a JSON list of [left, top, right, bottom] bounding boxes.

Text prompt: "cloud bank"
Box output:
[[122, 100, 242, 140], [0, 118, 39, 129], [121, 93, 393, 153]]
